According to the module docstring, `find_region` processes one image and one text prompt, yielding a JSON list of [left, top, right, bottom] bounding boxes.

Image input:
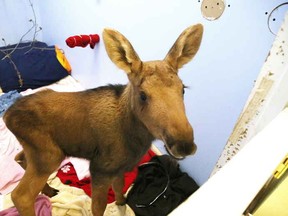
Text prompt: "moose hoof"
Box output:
[[116, 197, 126, 206], [42, 184, 59, 197], [43, 188, 59, 197]]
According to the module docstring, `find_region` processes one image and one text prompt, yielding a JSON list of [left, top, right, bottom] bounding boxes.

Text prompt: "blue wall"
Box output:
[[1, 0, 287, 185]]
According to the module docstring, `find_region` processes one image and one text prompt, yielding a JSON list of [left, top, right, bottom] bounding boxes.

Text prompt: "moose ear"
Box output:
[[164, 24, 203, 70], [103, 28, 142, 75]]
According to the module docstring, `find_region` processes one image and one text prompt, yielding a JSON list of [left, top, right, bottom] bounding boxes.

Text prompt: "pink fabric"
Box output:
[[0, 194, 52, 216], [0, 118, 22, 158], [0, 155, 24, 195], [0, 117, 24, 195]]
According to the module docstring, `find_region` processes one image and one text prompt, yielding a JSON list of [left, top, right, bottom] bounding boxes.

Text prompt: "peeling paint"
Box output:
[[211, 12, 288, 176]]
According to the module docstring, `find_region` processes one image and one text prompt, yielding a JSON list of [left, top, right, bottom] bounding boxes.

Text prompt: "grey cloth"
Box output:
[[0, 90, 22, 116]]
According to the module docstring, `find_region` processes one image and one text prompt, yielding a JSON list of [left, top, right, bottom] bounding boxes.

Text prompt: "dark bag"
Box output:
[[127, 155, 199, 216]]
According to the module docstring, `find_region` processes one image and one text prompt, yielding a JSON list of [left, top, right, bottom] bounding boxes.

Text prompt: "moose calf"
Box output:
[[4, 23, 203, 216]]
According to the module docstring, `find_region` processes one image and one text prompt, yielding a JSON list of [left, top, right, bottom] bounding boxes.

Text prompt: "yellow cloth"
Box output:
[[55, 46, 72, 74]]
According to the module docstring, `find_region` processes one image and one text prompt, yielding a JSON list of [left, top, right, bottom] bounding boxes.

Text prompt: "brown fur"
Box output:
[[3, 24, 203, 216]]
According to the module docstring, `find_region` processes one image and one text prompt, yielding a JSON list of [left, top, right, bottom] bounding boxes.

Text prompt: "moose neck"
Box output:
[[119, 84, 154, 153]]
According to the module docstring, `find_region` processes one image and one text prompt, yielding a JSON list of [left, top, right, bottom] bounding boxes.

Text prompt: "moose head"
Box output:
[[103, 24, 203, 159]]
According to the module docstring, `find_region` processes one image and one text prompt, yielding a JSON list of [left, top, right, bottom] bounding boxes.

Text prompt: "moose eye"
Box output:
[[140, 91, 147, 102], [182, 85, 187, 95]]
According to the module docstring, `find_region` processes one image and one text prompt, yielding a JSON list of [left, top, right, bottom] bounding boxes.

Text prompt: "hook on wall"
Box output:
[[200, 0, 227, 21], [266, 2, 288, 35]]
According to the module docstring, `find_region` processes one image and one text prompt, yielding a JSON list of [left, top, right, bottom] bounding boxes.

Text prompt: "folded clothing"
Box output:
[[0, 42, 71, 93]]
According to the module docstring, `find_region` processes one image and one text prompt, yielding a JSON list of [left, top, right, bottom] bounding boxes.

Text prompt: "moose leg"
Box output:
[[11, 166, 51, 216], [112, 174, 126, 205], [11, 137, 64, 216], [90, 176, 111, 216], [14, 150, 59, 197]]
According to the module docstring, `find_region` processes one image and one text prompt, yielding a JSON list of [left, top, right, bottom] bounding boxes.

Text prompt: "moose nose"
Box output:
[[173, 140, 197, 156], [165, 136, 197, 160]]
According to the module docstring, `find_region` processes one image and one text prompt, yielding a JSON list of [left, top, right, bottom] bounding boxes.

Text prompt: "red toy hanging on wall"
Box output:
[[65, 34, 100, 49]]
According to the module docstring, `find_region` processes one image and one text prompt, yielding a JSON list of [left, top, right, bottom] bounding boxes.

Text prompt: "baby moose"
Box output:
[[3, 23, 203, 216]]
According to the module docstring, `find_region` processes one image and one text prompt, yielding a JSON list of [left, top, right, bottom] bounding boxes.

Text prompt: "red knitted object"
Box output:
[[65, 34, 100, 49]]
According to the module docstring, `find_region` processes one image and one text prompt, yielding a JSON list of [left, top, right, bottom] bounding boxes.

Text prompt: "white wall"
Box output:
[[0, 0, 42, 45], [1, 0, 287, 185]]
